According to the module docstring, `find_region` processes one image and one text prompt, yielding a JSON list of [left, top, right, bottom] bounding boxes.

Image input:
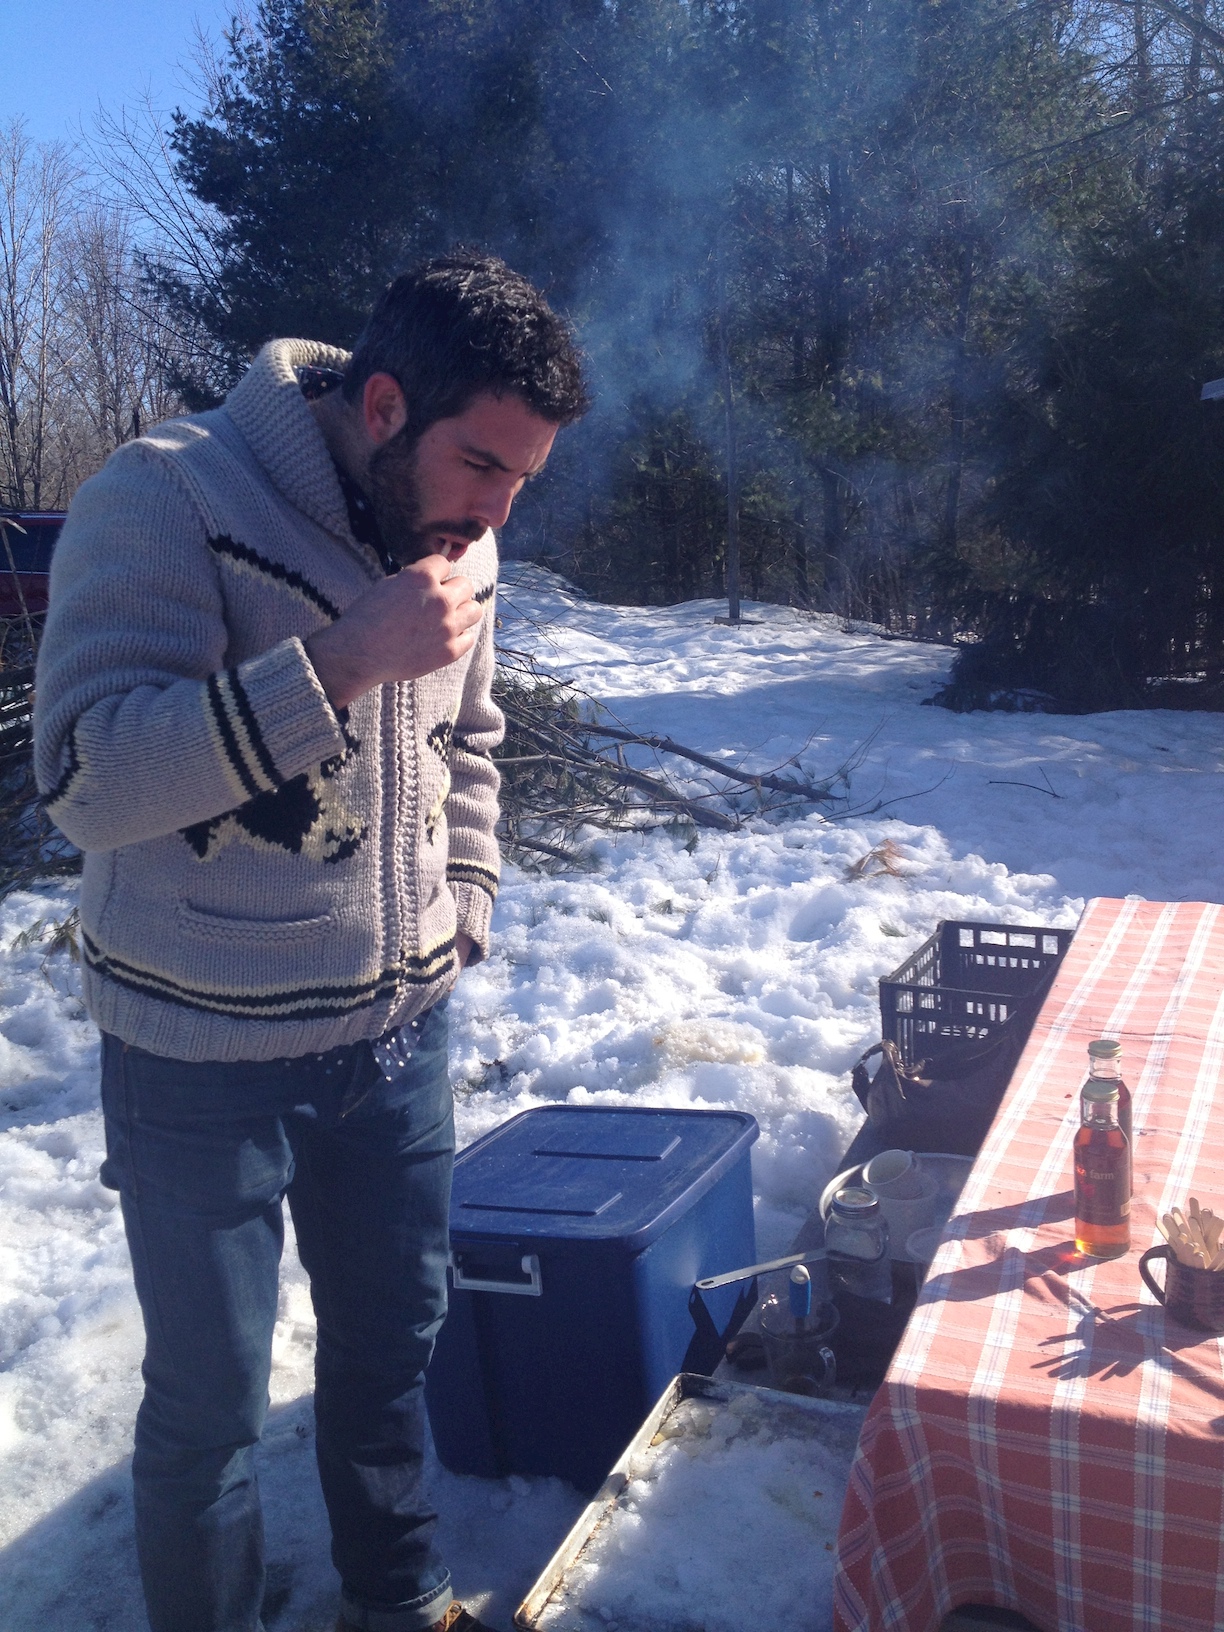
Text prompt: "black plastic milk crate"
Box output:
[[880, 920, 1073, 1066]]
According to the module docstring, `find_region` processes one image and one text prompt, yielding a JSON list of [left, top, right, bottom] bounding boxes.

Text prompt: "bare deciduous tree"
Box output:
[[54, 203, 188, 486], [0, 112, 202, 514], [88, 94, 234, 405], [0, 121, 78, 509]]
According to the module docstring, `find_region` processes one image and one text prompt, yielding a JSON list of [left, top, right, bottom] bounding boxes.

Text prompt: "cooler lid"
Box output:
[[449, 1106, 758, 1252]]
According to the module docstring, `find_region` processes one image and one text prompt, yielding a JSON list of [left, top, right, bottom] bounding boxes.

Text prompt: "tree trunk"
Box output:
[[821, 464, 845, 612], [1133, 1, 1153, 186], [815, 149, 851, 612], [717, 250, 741, 622], [1186, 0, 1205, 99], [793, 499, 810, 607], [941, 226, 975, 558]]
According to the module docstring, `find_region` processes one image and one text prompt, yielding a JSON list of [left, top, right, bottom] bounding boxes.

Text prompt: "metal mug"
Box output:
[[1138, 1244, 1224, 1333], [758, 1294, 839, 1396]]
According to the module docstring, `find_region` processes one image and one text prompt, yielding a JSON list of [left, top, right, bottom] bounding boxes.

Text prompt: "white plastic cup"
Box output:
[[863, 1148, 926, 1200], [907, 1226, 946, 1284], [876, 1177, 945, 1251]]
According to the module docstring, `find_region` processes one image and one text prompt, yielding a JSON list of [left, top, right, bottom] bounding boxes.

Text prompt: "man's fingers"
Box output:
[[403, 558, 476, 606], [443, 606, 483, 656], [309, 552, 488, 705], [440, 572, 476, 606], [413, 551, 454, 582]]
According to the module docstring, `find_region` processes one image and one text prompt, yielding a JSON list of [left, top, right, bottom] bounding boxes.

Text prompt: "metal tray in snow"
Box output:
[[814, 1152, 974, 1262], [514, 1372, 867, 1631]]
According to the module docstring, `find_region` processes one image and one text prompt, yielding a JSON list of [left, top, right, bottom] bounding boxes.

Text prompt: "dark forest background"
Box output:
[[12, 0, 1224, 712]]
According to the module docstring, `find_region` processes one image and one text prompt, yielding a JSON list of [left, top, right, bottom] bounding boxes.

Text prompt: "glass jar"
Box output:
[[826, 1185, 892, 1303]]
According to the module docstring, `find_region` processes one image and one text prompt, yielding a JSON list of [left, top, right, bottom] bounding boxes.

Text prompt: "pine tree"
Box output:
[[165, 0, 428, 396], [941, 118, 1224, 710]]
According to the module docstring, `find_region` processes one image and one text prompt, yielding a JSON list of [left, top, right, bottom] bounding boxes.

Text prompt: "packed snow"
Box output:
[[2, 563, 1221, 1630], [533, 1387, 865, 1632]]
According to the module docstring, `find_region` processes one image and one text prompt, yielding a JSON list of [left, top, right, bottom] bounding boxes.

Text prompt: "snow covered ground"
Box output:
[[532, 1386, 866, 1632], [2, 564, 1220, 1630]]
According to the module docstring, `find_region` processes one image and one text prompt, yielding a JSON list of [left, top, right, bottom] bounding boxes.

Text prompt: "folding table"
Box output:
[[835, 897, 1224, 1632]]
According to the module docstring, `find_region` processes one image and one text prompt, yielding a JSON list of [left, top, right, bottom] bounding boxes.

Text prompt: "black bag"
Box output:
[[828, 1274, 919, 1388], [842, 966, 1053, 1169]]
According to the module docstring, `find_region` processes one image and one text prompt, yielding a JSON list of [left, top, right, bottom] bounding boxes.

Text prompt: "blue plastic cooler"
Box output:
[[424, 1104, 758, 1492]]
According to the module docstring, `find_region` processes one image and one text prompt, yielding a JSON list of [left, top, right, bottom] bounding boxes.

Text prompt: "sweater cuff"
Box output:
[[450, 878, 496, 964], [230, 636, 346, 785]]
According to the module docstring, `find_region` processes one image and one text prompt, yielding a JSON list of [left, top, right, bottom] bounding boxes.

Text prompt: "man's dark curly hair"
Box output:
[[344, 252, 590, 438]]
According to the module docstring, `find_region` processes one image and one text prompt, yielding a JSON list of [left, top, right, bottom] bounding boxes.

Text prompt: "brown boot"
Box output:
[[336, 1603, 497, 1632], [432, 1607, 496, 1632]]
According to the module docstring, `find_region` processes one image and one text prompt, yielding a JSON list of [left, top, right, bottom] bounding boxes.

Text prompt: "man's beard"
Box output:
[[367, 431, 484, 566]]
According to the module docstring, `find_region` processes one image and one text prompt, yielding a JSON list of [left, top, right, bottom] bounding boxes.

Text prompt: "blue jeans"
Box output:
[[100, 1002, 455, 1632]]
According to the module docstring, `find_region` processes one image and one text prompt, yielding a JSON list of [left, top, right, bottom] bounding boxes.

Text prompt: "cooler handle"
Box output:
[[450, 1249, 543, 1297]]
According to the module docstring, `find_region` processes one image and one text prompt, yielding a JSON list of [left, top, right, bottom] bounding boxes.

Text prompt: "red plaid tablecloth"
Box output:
[[834, 898, 1224, 1632]]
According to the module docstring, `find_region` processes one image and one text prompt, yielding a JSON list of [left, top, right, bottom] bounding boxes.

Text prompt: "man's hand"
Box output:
[[305, 554, 485, 710], [455, 930, 475, 971]]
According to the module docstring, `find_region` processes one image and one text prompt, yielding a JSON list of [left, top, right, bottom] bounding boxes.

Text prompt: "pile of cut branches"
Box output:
[[0, 620, 884, 900], [0, 617, 79, 900], [492, 645, 862, 864]]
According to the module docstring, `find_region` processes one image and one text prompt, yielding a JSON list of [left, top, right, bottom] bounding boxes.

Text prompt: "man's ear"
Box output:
[[361, 372, 408, 446]]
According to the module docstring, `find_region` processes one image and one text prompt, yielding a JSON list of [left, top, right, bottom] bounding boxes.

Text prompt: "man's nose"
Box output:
[[476, 477, 518, 532]]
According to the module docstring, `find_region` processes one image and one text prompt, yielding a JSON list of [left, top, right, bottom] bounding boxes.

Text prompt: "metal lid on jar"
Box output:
[[1082, 1081, 1120, 1103], [831, 1185, 881, 1217], [1088, 1039, 1122, 1059]]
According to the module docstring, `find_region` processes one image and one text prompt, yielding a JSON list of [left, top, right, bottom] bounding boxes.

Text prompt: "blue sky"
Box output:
[[2, 0, 235, 146]]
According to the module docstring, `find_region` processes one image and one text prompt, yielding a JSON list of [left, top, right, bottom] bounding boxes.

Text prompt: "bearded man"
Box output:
[[34, 254, 589, 1632]]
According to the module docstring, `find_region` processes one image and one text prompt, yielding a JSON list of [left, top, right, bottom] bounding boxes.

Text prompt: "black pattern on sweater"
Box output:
[[208, 534, 341, 622], [182, 717, 365, 864], [206, 666, 285, 801], [446, 858, 499, 901], [452, 730, 491, 760], [81, 928, 456, 1020], [42, 723, 82, 812]]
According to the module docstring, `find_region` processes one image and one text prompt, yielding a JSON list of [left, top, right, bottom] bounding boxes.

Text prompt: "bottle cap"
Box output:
[[832, 1186, 880, 1217], [1088, 1039, 1122, 1059], [1082, 1081, 1120, 1103]]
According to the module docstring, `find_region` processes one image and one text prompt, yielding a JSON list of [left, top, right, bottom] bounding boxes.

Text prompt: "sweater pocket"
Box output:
[[176, 900, 335, 946]]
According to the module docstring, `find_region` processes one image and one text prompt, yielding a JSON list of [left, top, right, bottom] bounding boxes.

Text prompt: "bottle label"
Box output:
[[1074, 1159, 1130, 1225]]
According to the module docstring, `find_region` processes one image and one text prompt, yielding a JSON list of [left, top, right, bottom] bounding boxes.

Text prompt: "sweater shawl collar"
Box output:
[[224, 338, 355, 542]]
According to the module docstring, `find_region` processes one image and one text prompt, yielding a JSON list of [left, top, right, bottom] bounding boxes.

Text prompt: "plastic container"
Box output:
[[425, 1105, 759, 1493], [880, 919, 1072, 1066]]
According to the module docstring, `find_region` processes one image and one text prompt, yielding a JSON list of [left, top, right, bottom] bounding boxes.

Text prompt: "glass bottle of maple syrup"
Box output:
[[1074, 1081, 1131, 1259], [1086, 1039, 1132, 1195]]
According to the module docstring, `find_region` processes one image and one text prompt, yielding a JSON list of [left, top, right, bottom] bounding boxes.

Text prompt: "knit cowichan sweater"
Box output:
[[33, 339, 503, 1062]]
